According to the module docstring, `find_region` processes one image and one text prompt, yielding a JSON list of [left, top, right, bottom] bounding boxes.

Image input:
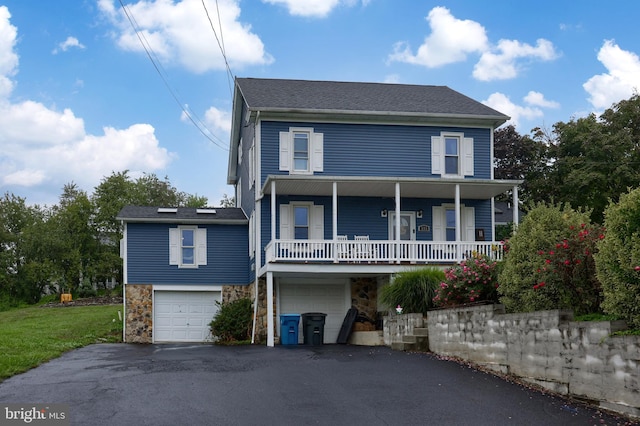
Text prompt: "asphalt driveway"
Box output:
[[0, 344, 634, 425]]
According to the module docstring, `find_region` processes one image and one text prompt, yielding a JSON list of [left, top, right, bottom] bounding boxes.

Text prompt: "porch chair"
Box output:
[[354, 235, 370, 261], [336, 235, 349, 260]]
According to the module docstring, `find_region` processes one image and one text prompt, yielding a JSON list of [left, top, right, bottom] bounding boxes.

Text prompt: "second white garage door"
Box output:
[[279, 280, 349, 344], [154, 291, 220, 343]]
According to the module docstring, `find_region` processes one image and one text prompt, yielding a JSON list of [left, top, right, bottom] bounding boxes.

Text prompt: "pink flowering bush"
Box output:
[[433, 253, 500, 308], [499, 203, 604, 316]]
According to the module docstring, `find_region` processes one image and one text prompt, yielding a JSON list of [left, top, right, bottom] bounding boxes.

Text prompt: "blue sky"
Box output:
[[1, 0, 640, 206]]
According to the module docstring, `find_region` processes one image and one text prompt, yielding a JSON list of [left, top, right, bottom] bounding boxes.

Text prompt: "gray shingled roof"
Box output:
[[236, 78, 508, 119], [116, 206, 247, 223]]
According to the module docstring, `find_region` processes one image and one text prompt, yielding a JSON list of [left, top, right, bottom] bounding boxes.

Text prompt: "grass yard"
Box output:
[[0, 304, 123, 381]]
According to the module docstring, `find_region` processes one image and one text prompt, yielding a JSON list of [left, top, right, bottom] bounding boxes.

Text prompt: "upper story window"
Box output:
[[432, 132, 474, 177], [293, 132, 310, 172], [279, 127, 323, 174], [169, 226, 207, 268], [444, 137, 459, 175]]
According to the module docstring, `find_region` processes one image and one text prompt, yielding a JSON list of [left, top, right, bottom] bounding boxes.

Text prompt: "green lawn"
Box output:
[[0, 304, 123, 381]]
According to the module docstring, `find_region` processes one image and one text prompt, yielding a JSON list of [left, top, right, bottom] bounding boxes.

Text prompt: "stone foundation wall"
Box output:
[[125, 284, 153, 343], [350, 277, 378, 323], [428, 304, 640, 419]]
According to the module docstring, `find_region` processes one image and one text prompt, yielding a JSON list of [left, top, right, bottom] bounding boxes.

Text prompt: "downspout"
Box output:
[[121, 220, 127, 343]]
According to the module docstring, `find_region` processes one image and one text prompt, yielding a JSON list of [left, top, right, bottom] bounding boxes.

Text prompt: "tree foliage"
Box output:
[[0, 171, 211, 308], [594, 187, 640, 328], [498, 203, 602, 315]]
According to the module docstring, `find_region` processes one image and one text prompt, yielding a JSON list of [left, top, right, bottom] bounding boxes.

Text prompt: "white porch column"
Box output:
[[332, 181, 338, 239], [512, 185, 519, 232], [395, 182, 401, 264], [455, 184, 461, 241], [266, 271, 274, 347], [271, 180, 276, 241]]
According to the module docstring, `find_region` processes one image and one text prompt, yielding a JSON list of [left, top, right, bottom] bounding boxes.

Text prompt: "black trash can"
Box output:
[[301, 312, 327, 345]]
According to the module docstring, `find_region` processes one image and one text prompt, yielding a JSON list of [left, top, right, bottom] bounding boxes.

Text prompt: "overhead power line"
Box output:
[[118, 0, 229, 151], [202, 0, 234, 96]]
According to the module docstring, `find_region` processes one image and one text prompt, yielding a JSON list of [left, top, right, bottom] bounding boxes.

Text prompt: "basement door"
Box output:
[[278, 279, 349, 344], [154, 291, 220, 343]]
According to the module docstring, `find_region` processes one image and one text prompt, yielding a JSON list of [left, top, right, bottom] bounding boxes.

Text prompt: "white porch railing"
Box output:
[[265, 239, 504, 264]]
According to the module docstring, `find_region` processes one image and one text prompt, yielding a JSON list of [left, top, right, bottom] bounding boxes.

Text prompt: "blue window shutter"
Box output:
[[196, 228, 207, 266], [279, 204, 291, 239], [431, 136, 443, 175], [312, 132, 324, 172], [169, 228, 179, 265], [279, 131, 291, 171], [462, 137, 474, 176], [432, 206, 444, 240]]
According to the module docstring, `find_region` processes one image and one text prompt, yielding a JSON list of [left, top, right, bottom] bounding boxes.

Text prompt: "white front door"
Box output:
[[388, 212, 416, 240]]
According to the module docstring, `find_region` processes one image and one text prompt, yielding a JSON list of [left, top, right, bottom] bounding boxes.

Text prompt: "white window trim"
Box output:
[[169, 226, 207, 268], [432, 132, 474, 178], [279, 202, 324, 240], [279, 127, 323, 175], [432, 204, 475, 242]]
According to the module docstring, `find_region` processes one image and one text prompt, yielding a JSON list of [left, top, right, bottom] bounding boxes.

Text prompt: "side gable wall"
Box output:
[[126, 222, 249, 285]]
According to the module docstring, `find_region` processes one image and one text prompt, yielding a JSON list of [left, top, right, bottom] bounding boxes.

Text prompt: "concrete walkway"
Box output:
[[0, 344, 634, 425]]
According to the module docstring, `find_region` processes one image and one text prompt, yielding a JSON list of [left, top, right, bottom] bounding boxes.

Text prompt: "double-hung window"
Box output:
[[445, 208, 456, 241], [293, 131, 310, 172], [293, 205, 309, 239], [169, 226, 207, 268], [431, 132, 474, 177], [444, 136, 459, 175], [279, 127, 323, 174]]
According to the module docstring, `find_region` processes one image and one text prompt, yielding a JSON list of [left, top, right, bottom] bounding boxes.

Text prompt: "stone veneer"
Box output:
[[350, 277, 379, 324], [125, 284, 153, 343]]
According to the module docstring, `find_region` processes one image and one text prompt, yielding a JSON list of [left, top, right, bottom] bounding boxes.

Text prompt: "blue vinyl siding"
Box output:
[[127, 223, 249, 285], [260, 121, 492, 181]]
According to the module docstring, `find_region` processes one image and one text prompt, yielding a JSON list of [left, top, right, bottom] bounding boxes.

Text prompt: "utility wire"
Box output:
[[118, 0, 229, 151], [202, 0, 234, 96]]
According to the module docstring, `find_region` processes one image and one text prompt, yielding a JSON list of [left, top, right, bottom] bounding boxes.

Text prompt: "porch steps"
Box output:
[[390, 327, 430, 352]]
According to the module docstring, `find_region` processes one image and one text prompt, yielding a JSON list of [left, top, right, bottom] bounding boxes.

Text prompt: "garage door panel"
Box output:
[[279, 282, 348, 344], [153, 291, 220, 343]]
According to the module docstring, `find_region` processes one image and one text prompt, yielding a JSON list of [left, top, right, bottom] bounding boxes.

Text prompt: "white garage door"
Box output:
[[279, 280, 348, 344], [154, 291, 220, 342]]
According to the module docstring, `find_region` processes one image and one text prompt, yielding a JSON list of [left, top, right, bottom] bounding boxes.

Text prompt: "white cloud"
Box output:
[[203, 106, 231, 133], [483, 92, 544, 129], [389, 7, 557, 81], [0, 7, 173, 194], [523, 91, 560, 109], [52, 36, 86, 54], [98, 0, 273, 74], [0, 6, 18, 99], [583, 40, 640, 110], [262, 0, 368, 18], [473, 39, 558, 81], [389, 6, 488, 67]]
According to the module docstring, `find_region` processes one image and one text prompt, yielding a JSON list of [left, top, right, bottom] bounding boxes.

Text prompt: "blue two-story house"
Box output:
[[119, 77, 521, 345]]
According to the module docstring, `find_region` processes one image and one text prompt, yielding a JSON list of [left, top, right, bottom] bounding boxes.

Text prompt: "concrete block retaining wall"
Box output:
[[383, 313, 424, 345], [427, 304, 640, 418]]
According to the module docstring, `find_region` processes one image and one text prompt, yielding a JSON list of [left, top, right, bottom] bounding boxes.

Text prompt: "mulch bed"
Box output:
[[40, 296, 123, 308]]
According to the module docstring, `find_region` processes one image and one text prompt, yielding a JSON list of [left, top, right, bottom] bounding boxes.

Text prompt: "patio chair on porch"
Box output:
[[354, 235, 370, 261], [336, 235, 349, 260]]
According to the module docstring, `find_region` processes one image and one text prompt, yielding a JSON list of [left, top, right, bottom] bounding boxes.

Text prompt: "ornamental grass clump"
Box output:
[[379, 267, 444, 315], [432, 253, 500, 308]]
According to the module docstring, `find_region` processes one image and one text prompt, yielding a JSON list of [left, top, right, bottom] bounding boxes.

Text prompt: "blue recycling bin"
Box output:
[[280, 314, 300, 345]]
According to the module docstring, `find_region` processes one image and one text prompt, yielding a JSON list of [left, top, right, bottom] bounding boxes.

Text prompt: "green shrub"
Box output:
[[379, 267, 444, 314], [594, 187, 640, 328], [209, 298, 253, 343], [498, 202, 603, 315], [433, 253, 500, 307]]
